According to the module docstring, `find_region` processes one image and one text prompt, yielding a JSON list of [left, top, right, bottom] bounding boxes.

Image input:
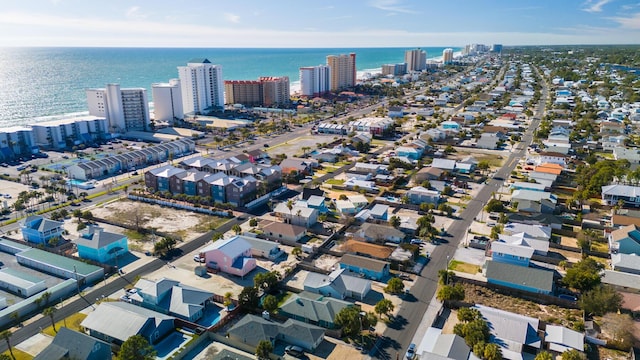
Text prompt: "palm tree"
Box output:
[[286, 199, 294, 224], [43, 307, 57, 333], [0, 330, 14, 360]]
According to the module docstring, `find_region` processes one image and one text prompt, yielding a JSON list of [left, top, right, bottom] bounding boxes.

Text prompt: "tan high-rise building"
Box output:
[[442, 48, 454, 64], [326, 53, 356, 91], [404, 49, 426, 72], [224, 76, 290, 107], [260, 77, 290, 107]]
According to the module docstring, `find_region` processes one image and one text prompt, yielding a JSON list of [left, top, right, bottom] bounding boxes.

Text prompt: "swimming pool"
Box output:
[[197, 304, 223, 328]]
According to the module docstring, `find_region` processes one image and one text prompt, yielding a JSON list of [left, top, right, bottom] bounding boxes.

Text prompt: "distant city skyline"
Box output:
[[1, 0, 640, 47]]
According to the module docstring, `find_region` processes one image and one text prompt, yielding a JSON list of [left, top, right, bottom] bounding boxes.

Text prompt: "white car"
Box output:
[[3, 194, 11, 199], [193, 254, 205, 263]]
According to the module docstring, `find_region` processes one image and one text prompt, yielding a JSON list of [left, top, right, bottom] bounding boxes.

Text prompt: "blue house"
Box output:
[[339, 254, 390, 281], [19, 215, 64, 245], [441, 121, 461, 131], [370, 204, 389, 221], [305, 195, 328, 214], [145, 165, 186, 193], [609, 224, 640, 255], [74, 225, 128, 263], [485, 260, 555, 295], [490, 239, 534, 267]]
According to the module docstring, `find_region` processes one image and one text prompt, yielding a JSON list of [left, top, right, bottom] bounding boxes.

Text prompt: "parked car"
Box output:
[[405, 343, 416, 359], [558, 294, 577, 302], [193, 254, 205, 263], [410, 239, 424, 245], [285, 345, 304, 357]]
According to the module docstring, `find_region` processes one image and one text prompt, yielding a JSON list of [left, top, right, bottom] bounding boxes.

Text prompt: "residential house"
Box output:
[[414, 166, 444, 182], [484, 260, 555, 295], [503, 223, 552, 240], [545, 325, 585, 355], [241, 236, 285, 260], [418, 327, 472, 360], [129, 277, 213, 322], [339, 254, 390, 281], [73, 225, 128, 263], [602, 184, 640, 207], [474, 305, 542, 360], [80, 301, 174, 345], [145, 165, 187, 193], [477, 133, 500, 149], [279, 291, 354, 329], [536, 152, 567, 168], [440, 121, 461, 132], [303, 195, 328, 214], [303, 268, 371, 300], [261, 222, 306, 243], [498, 233, 550, 255], [19, 215, 64, 246], [406, 186, 440, 205], [274, 203, 318, 227], [357, 223, 405, 244], [369, 204, 389, 221], [431, 158, 456, 172], [228, 314, 325, 352], [612, 253, 640, 274], [508, 213, 563, 230], [353, 162, 389, 175], [343, 177, 378, 192], [612, 147, 640, 163], [396, 139, 429, 160], [335, 200, 357, 215], [489, 239, 535, 267], [280, 158, 313, 175], [34, 327, 112, 360], [608, 224, 640, 255], [348, 117, 393, 136], [347, 194, 369, 210], [511, 190, 557, 214], [511, 182, 547, 192], [199, 235, 257, 277]]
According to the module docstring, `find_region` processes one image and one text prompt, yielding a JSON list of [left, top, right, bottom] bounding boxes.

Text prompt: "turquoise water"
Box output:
[[0, 47, 459, 127]]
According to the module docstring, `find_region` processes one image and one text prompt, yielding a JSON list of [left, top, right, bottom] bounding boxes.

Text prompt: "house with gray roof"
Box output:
[[81, 301, 174, 345], [19, 215, 64, 246], [611, 253, 640, 274], [274, 202, 318, 227], [484, 260, 555, 295], [602, 184, 640, 207], [261, 221, 306, 243], [357, 223, 405, 244], [239, 235, 285, 260], [474, 304, 542, 360], [339, 254, 390, 281], [228, 314, 325, 352], [279, 291, 354, 329], [545, 325, 584, 355], [418, 327, 473, 360], [130, 277, 213, 322], [199, 235, 256, 277], [503, 223, 551, 241], [601, 270, 640, 292], [304, 268, 371, 300], [74, 225, 128, 263], [34, 327, 112, 360]]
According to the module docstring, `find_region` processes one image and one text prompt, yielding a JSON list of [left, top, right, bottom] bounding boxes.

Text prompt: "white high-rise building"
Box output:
[[404, 49, 426, 72], [299, 65, 331, 97], [152, 79, 183, 125], [442, 48, 454, 64], [177, 58, 224, 114], [86, 84, 150, 133]]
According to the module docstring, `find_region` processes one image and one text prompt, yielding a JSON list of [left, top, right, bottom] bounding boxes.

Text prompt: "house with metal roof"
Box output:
[[34, 327, 112, 360], [503, 223, 552, 241], [19, 215, 64, 246], [129, 277, 213, 322], [489, 239, 535, 267], [611, 253, 640, 274], [339, 254, 390, 281], [484, 260, 555, 295], [357, 223, 405, 244], [406, 186, 441, 205], [74, 225, 128, 263], [544, 325, 585, 355], [261, 221, 306, 243], [304, 268, 371, 300], [601, 270, 640, 292], [602, 184, 640, 207], [199, 235, 256, 277], [497, 233, 549, 256], [474, 304, 542, 360], [418, 327, 473, 360], [228, 314, 325, 352], [81, 301, 174, 345], [279, 291, 354, 329], [274, 202, 318, 227], [240, 235, 285, 261], [608, 224, 640, 255], [16, 248, 104, 285]]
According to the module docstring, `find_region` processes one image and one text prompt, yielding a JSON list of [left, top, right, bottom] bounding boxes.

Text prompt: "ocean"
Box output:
[[0, 47, 459, 128]]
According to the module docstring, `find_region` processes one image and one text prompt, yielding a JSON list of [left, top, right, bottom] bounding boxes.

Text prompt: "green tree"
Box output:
[[238, 286, 259, 309], [117, 335, 156, 360], [0, 354, 12, 360], [561, 349, 585, 360], [255, 340, 273, 360], [374, 298, 395, 319], [389, 215, 401, 229], [384, 277, 405, 294], [485, 199, 504, 213], [579, 285, 622, 316], [262, 294, 278, 313], [223, 292, 233, 309], [563, 258, 603, 292], [232, 224, 242, 235], [335, 306, 364, 337], [43, 306, 57, 333], [483, 343, 503, 360], [254, 271, 281, 292], [249, 218, 258, 227], [534, 351, 554, 360], [291, 247, 303, 258], [457, 307, 481, 322], [0, 330, 14, 360], [437, 284, 465, 303]]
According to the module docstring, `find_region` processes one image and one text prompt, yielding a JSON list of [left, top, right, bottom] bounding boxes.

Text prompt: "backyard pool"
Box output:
[[155, 331, 192, 360], [197, 304, 223, 328]]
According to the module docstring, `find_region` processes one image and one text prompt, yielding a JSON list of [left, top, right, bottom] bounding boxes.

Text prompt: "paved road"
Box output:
[[374, 66, 548, 359], [0, 217, 240, 352]]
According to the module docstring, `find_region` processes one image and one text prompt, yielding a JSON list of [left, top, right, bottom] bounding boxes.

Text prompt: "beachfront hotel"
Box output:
[[152, 79, 184, 125], [442, 48, 454, 64], [86, 84, 150, 133], [382, 63, 407, 76], [224, 76, 290, 107], [405, 49, 427, 72], [177, 58, 224, 115], [299, 65, 331, 97], [326, 53, 356, 91]]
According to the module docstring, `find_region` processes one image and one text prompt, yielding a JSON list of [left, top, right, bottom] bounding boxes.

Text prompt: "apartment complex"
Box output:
[[299, 65, 331, 97], [382, 63, 407, 76], [326, 53, 356, 91], [224, 76, 290, 107], [404, 49, 426, 72], [0, 127, 37, 162], [31, 116, 108, 150], [442, 48, 454, 64], [86, 84, 150, 132], [177, 58, 224, 114], [151, 79, 184, 124]]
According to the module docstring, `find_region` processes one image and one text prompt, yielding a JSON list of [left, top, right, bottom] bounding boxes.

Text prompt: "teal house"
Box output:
[[279, 291, 353, 329], [74, 225, 128, 263], [19, 215, 64, 246], [485, 260, 554, 295], [339, 254, 390, 281], [609, 224, 640, 255]]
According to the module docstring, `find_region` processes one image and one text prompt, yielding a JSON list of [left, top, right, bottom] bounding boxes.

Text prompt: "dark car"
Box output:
[[263, 143, 269, 148]]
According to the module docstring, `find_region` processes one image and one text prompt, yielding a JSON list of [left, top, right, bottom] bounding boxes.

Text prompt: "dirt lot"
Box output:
[[90, 199, 227, 252], [266, 134, 336, 158]]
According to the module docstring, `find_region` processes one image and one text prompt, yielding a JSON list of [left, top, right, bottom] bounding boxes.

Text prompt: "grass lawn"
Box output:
[[325, 179, 345, 185], [590, 242, 609, 253], [124, 229, 146, 241], [448, 260, 481, 274], [588, 256, 610, 269], [3, 348, 32, 360], [42, 312, 87, 337]]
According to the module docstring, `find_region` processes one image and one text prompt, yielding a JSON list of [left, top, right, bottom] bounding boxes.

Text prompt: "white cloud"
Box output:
[[369, 0, 418, 14], [608, 12, 640, 29], [224, 13, 240, 23], [125, 6, 147, 20], [582, 0, 613, 13]]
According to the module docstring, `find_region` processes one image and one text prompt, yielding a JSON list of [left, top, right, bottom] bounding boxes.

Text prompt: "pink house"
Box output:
[[199, 236, 257, 277]]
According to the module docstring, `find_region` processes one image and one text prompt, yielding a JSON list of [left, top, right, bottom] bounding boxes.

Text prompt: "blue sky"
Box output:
[[1, 0, 640, 47]]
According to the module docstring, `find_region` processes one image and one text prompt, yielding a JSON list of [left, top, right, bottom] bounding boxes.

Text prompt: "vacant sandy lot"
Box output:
[[267, 134, 336, 158]]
